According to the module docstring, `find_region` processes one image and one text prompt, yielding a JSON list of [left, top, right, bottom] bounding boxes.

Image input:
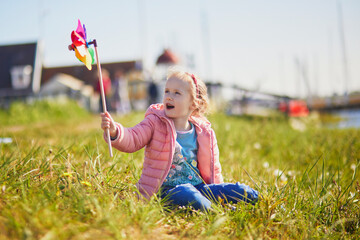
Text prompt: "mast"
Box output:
[[337, 0, 349, 99], [138, 0, 147, 71], [200, 1, 213, 82]]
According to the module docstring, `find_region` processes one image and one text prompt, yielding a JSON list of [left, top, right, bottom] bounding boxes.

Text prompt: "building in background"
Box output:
[[0, 41, 142, 112], [0, 42, 42, 107]]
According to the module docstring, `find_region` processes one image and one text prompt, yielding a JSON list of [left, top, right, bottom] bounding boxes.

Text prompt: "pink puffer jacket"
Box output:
[[106, 104, 223, 199]]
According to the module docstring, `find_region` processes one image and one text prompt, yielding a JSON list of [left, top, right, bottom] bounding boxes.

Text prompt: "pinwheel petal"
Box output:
[[74, 49, 92, 70], [71, 31, 86, 46], [76, 19, 86, 40], [76, 45, 87, 57], [88, 48, 95, 64], [84, 50, 93, 70], [74, 48, 85, 63], [83, 24, 87, 42]]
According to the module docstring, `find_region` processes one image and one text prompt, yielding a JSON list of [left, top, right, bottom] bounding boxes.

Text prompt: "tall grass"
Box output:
[[0, 100, 359, 239], [0, 99, 89, 126]]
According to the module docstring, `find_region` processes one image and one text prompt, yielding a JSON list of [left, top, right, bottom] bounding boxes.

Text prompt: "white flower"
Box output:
[[254, 142, 261, 150], [273, 169, 282, 176], [350, 164, 356, 171], [349, 192, 355, 198], [263, 162, 269, 169], [274, 169, 288, 182], [287, 170, 294, 176]]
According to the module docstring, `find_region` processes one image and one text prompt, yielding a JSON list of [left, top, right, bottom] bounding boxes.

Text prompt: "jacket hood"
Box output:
[[145, 103, 166, 118]]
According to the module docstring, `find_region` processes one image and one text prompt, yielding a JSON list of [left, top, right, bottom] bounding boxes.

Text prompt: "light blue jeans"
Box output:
[[160, 183, 259, 211]]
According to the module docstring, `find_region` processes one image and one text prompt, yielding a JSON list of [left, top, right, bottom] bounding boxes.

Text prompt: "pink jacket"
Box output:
[[107, 104, 223, 199]]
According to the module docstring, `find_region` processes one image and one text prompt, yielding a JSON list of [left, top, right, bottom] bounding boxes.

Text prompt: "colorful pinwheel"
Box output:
[[69, 19, 94, 70], [68, 19, 113, 157]]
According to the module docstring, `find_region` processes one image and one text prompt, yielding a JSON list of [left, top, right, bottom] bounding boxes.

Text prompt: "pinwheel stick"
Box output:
[[88, 39, 113, 157]]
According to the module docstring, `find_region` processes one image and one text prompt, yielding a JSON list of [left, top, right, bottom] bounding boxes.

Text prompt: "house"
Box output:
[[0, 42, 42, 107], [0, 41, 141, 110], [41, 60, 140, 87]]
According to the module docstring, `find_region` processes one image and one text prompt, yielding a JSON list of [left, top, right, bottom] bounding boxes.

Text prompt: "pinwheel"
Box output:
[[69, 19, 94, 70], [68, 19, 113, 157]]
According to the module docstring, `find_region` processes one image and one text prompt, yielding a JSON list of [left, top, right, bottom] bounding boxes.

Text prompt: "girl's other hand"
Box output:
[[100, 112, 117, 138]]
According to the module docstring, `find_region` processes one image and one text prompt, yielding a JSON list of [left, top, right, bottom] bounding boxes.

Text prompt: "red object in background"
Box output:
[[278, 102, 288, 113], [279, 100, 309, 117], [96, 77, 111, 95], [156, 49, 179, 65]]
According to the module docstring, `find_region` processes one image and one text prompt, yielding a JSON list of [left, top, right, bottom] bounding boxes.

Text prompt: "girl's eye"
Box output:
[[165, 90, 169, 94], [175, 92, 180, 95]]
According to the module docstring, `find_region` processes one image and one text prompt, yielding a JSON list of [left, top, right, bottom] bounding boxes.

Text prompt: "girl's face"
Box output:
[[163, 77, 194, 121]]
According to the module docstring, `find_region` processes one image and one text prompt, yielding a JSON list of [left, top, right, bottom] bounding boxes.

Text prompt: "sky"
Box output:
[[0, 0, 359, 98]]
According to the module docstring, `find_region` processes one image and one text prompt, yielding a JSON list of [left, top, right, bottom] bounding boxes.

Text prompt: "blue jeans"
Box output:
[[160, 183, 259, 211]]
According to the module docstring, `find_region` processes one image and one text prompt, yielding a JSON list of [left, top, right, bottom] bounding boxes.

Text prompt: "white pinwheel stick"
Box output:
[[89, 39, 113, 157], [69, 40, 113, 157]]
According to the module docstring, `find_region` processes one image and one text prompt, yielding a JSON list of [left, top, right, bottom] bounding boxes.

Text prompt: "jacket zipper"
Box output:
[[157, 117, 176, 189], [192, 120, 214, 184], [210, 130, 214, 183]]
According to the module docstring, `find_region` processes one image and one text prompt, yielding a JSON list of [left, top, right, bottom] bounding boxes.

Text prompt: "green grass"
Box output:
[[0, 100, 359, 239]]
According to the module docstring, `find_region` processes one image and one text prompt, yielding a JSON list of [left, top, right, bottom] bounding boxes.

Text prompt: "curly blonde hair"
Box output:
[[167, 68, 209, 117]]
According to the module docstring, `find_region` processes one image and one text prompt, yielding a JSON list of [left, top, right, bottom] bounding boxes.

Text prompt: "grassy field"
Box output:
[[0, 100, 359, 239]]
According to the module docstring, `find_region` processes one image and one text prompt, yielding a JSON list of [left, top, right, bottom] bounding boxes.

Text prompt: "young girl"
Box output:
[[101, 69, 258, 211]]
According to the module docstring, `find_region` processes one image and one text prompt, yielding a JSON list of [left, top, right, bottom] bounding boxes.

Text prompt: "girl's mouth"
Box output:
[[166, 103, 175, 110]]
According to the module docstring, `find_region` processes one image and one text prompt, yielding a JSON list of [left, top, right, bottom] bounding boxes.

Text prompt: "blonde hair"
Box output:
[[166, 68, 209, 117]]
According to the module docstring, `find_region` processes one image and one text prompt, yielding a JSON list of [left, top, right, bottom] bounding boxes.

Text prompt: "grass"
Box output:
[[0, 100, 359, 239]]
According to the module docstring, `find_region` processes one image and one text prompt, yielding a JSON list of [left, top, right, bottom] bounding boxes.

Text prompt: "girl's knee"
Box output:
[[166, 184, 211, 211], [235, 182, 259, 203], [171, 183, 197, 195]]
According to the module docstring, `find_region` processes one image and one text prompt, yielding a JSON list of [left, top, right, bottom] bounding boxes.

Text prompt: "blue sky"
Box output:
[[1, 0, 359, 97]]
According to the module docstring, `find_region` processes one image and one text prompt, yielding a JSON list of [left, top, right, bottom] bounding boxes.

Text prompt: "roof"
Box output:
[[156, 49, 179, 65], [41, 60, 139, 86], [39, 73, 93, 97]]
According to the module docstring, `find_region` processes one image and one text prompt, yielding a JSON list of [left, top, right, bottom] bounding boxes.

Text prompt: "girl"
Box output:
[[101, 69, 258, 211]]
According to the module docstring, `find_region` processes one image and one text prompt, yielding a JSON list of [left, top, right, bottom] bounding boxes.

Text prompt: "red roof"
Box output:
[[156, 49, 179, 65]]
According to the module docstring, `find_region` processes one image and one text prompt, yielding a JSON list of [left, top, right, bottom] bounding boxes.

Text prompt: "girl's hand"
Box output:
[[100, 112, 117, 138]]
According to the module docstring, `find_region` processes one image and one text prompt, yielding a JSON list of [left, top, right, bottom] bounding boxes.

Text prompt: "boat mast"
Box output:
[[337, 0, 349, 99]]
